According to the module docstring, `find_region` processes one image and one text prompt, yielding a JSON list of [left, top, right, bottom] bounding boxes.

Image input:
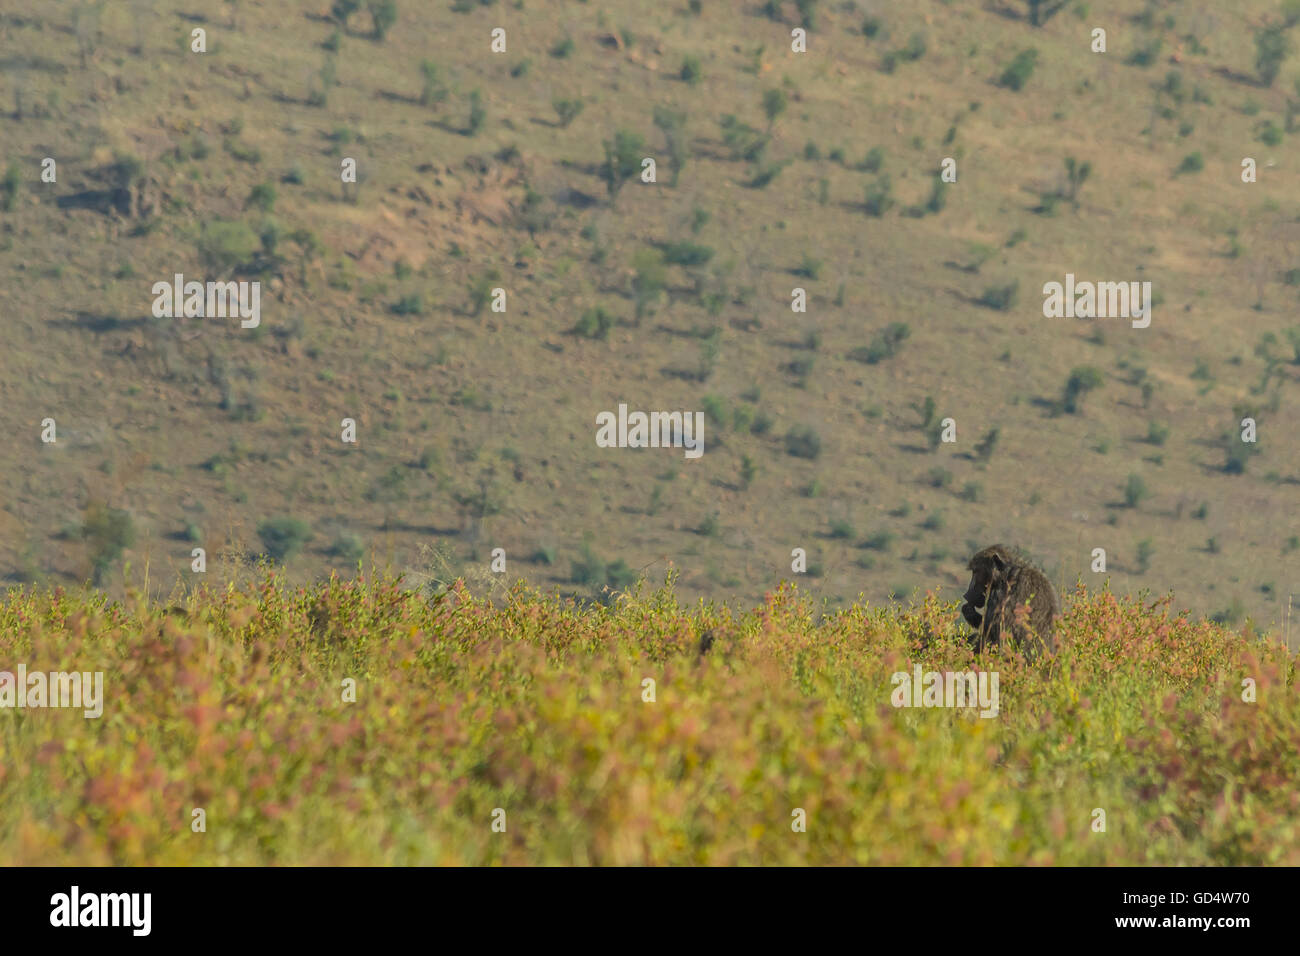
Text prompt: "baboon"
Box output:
[[960, 545, 1058, 659]]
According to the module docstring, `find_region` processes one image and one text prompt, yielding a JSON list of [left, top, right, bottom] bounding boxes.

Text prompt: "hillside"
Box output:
[[1, 0, 1298, 632]]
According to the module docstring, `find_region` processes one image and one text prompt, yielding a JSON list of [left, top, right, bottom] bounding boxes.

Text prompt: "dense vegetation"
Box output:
[[0, 573, 1294, 864]]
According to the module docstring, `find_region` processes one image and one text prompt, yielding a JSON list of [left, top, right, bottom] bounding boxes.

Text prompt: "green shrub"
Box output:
[[761, 88, 788, 130], [331, 0, 361, 25], [977, 280, 1019, 311], [1126, 39, 1162, 68], [660, 241, 714, 267], [1255, 25, 1290, 87], [0, 163, 19, 212], [466, 90, 487, 135], [246, 182, 277, 212], [601, 129, 646, 199], [850, 322, 911, 364], [82, 503, 136, 585], [197, 220, 260, 273], [680, 55, 702, 85], [974, 427, 1000, 462], [574, 307, 615, 340], [258, 517, 313, 562], [784, 425, 822, 459], [1063, 366, 1105, 414], [1123, 473, 1149, 509], [864, 176, 895, 216], [551, 34, 575, 59], [391, 293, 424, 315], [998, 49, 1038, 91], [553, 97, 584, 128], [367, 0, 397, 40]]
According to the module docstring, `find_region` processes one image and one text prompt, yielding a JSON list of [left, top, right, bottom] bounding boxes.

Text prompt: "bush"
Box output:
[[1123, 473, 1149, 509], [465, 90, 487, 135], [1126, 39, 1162, 68], [1177, 152, 1204, 175], [857, 146, 885, 173], [419, 60, 446, 107], [1063, 366, 1105, 414], [258, 517, 313, 562], [660, 241, 714, 267], [467, 269, 501, 315], [998, 49, 1038, 91], [197, 220, 260, 273], [632, 249, 667, 319], [331, 0, 361, 25], [864, 176, 895, 216], [391, 293, 424, 315], [746, 160, 789, 189], [368, 0, 397, 40], [1256, 25, 1290, 87], [246, 182, 277, 212], [328, 531, 366, 562], [551, 34, 575, 59], [553, 97, 584, 128], [977, 280, 1020, 311], [574, 307, 615, 340], [601, 129, 646, 199], [860, 530, 895, 551], [680, 55, 702, 85], [974, 427, 1000, 462], [0, 163, 19, 212], [82, 503, 136, 585], [850, 322, 911, 364], [761, 88, 788, 130], [784, 425, 822, 459], [899, 32, 927, 62]]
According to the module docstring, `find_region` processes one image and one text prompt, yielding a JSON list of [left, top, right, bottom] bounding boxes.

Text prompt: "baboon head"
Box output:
[[961, 544, 1012, 628]]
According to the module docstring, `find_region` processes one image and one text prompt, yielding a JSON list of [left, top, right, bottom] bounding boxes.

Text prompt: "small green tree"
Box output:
[[197, 220, 260, 273], [82, 503, 136, 585], [367, 0, 397, 39], [1063, 156, 1091, 207], [258, 517, 313, 562], [1123, 473, 1149, 509], [601, 129, 645, 201], [553, 97, 584, 128], [419, 60, 446, 108], [1, 163, 19, 212], [465, 90, 486, 135], [1063, 366, 1105, 414], [974, 427, 1000, 462], [331, 0, 361, 26], [631, 248, 667, 320], [1256, 24, 1290, 87], [1024, 0, 1068, 26], [468, 269, 502, 316], [653, 106, 689, 186], [998, 49, 1039, 91], [762, 88, 788, 132]]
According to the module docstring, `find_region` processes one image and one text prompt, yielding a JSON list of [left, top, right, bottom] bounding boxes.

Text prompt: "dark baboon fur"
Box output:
[[960, 545, 1058, 659]]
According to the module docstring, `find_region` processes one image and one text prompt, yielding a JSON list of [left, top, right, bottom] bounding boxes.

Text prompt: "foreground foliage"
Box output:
[[0, 573, 1295, 865]]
